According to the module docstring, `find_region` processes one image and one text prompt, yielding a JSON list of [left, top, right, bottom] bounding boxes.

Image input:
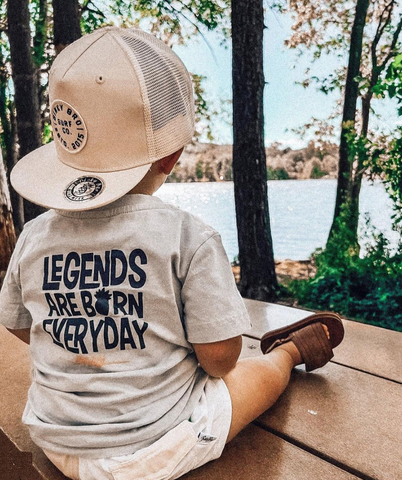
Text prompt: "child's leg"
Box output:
[[223, 340, 301, 442], [223, 313, 344, 442]]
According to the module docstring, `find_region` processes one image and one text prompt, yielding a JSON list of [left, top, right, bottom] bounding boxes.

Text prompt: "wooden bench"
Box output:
[[1, 300, 401, 480]]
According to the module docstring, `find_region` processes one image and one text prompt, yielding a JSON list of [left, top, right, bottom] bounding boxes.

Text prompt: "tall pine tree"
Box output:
[[232, 0, 278, 300], [52, 0, 81, 54], [7, 0, 44, 222]]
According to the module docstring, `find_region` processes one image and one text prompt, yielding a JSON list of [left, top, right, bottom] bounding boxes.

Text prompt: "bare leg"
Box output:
[[223, 325, 330, 442], [223, 341, 301, 442], [223, 324, 330, 443]]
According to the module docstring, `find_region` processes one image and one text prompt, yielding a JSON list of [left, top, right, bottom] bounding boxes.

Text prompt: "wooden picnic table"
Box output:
[[1, 299, 401, 480], [185, 300, 402, 480]]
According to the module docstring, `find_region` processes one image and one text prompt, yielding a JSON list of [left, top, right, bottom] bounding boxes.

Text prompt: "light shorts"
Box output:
[[43, 377, 232, 480]]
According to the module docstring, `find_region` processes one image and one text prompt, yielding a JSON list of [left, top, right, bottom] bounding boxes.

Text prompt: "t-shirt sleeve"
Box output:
[[181, 233, 251, 344], [0, 228, 33, 329]]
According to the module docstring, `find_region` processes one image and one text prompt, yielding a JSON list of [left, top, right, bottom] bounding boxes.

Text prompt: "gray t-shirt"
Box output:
[[0, 194, 250, 458]]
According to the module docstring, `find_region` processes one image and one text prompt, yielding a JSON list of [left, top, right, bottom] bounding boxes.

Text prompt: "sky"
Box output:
[[173, 10, 398, 149]]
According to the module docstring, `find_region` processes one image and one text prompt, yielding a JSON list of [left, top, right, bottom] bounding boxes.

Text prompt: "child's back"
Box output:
[[0, 25, 344, 480], [6, 194, 247, 458]]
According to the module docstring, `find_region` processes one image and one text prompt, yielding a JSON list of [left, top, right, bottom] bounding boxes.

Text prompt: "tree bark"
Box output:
[[33, 0, 48, 67], [232, 0, 278, 301], [0, 40, 24, 233], [33, 0, 49, 131], [7, 0, 45, 222], [0, 149, 16, 275], [327, 0, 369, 247], [52, 0, 81, 54]]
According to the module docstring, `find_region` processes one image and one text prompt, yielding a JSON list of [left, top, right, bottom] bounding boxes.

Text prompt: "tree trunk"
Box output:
[[232, 0, 278, 301], [33, 0, 49, 133], [52, 0, 81, 54], [33, 0, 48, 67], [8, 105, 24, 233], [0, 103, 23, 233], [0, 149, 16, 276], [0, 40, 24, 233], [7, 0, 45, 222], [327, 0, 369, 247]]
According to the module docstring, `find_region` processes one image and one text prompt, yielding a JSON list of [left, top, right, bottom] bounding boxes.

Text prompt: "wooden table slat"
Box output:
[[243, 298, 402, 383], [257, 363, 402, 480], [183, 425, 360, 480], [334, 320, 402, 383]]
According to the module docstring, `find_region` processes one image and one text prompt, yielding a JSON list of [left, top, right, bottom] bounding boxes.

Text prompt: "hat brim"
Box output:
[[11, 142, 151, 211]]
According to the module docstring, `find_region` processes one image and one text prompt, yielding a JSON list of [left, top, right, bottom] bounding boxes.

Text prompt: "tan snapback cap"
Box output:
[[11, 27, 195, 211]]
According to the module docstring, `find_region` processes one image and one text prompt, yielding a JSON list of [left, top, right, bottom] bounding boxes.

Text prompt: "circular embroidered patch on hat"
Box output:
[[64, 176, 104, 202], [51, 100, 88, 153]]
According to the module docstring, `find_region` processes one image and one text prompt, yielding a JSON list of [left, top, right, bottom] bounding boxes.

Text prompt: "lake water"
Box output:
[[157, 179, 398, 261]]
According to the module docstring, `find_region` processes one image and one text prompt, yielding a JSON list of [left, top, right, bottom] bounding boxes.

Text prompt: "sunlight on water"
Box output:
[[157, 179, 397, 261]]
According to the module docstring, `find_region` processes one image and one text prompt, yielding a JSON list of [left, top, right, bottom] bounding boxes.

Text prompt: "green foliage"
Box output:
[[135, 0, 229, 32], [310, 164, 327, 179], [192, 73, 213, 141], [367, 56, 402, 226], [289, 56, 402, 331], [266, 167, 289, 180], [82, 0, 231, 41], [375, 53, 402, 113], [343, 121, 369, 164], [42, 122, 52, 144], [195, 161, 203, 179], [80, 1, 108, 33], [31, 0, 49, 68], [368, 129, 402, 226], [288, 216, 402, 332]]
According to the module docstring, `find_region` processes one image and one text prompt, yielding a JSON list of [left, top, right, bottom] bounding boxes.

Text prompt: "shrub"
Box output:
[[287, 225, 402, 332], [196, 161, 203, 180], [267, 167, 290, 180], [310, 164, 328, 179]]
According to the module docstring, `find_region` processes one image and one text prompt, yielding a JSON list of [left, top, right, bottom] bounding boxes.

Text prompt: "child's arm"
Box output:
[[193, 335, 242, 378], [6, 328, 30, 345]]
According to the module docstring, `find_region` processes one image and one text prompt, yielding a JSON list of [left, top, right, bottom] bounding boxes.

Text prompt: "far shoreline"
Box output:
[[232, 259, 316, 285], [167, 141, 338, 183]]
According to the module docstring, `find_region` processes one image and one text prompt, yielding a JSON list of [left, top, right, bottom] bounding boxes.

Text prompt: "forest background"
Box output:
[[1, 0, 402, 331]]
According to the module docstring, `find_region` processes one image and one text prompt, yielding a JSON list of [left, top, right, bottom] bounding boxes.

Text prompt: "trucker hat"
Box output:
[[11, 27, 195, 211]]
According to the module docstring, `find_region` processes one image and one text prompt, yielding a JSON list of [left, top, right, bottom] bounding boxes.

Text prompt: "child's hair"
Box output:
[[11, 27, 195, 211]]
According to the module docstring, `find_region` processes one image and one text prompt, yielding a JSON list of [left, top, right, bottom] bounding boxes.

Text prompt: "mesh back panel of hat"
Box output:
[[117, 29, 194, 161]]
